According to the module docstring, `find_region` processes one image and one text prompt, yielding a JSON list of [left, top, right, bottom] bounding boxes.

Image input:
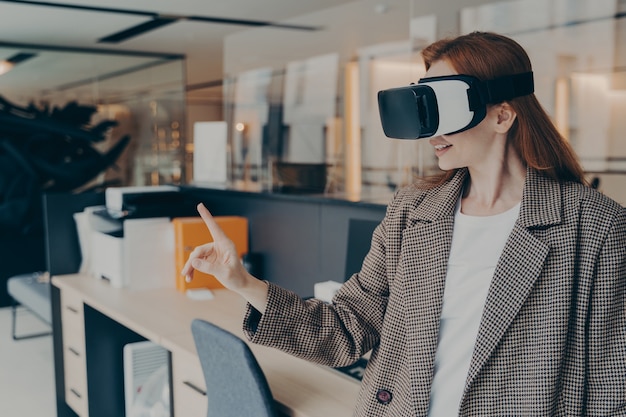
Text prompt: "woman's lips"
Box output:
[[433, 143, 452, 156]]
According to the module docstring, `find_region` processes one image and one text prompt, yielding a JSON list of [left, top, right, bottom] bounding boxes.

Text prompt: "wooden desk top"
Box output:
[[52, 274, 360, 417]]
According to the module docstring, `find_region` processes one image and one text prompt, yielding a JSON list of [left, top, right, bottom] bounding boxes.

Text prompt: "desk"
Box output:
[[52, 274, 360, 417]]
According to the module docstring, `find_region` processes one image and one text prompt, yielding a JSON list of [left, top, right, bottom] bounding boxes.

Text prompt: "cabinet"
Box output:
[[61, 287, 88, 417], [171, 347, 207, 417]]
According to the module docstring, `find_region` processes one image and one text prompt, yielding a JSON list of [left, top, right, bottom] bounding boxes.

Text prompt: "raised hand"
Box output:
[[181, 203, 269, 312]]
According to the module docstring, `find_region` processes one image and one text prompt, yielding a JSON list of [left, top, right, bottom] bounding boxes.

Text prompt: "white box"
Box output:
[[193, 121, 228, 184], [314, 280, 343, 303], [91, 217, 175, 290], [123, 341, 170, 417]]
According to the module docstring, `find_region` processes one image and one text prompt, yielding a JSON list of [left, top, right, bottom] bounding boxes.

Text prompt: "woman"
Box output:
[[183, 32, 625, 416]]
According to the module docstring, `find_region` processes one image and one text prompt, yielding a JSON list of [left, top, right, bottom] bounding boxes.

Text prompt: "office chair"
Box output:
[[191, 318, 279, 417], [7, 271, 52, 340]]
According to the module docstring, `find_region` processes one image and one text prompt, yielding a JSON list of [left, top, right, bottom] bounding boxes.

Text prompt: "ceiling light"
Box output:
[[0, 52, 37, 76], [0, 61, 15, 75]]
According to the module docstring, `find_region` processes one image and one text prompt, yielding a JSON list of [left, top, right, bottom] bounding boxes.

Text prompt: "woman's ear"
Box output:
[[495, 102, 517, 133]]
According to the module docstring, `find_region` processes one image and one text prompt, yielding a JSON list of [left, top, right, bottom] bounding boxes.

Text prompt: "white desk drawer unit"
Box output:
[[172, 347, 207, 417], [61, 288, 89, 417]]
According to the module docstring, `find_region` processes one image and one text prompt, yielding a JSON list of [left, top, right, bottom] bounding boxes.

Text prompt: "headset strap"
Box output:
[[482, 71, 534, 103]]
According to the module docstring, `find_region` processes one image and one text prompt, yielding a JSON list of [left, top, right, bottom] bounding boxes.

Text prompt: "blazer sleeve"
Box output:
[[586, 204, 626, 416], [241, 193, 400, 368]]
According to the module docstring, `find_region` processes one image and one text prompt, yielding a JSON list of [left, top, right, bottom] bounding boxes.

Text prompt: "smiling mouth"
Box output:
[[434, 144, 452, 150]]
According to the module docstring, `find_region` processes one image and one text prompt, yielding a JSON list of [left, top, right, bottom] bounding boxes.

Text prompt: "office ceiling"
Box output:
[[0, 0, 358, 101], [0, 0, 514, 103]]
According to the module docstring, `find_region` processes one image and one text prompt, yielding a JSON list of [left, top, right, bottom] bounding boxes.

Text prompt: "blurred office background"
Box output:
[[0, 0, 623, 203]]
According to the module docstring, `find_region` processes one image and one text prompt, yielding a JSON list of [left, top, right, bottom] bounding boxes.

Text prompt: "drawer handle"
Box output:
[[183, 381, 207, 396], [70, 388, 82, 399], [66, 305, 79, 314], [68, 347, 81, 357]]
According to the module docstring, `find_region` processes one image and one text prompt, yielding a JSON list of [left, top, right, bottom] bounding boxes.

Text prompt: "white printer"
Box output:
[[87, 185, 184, 290]]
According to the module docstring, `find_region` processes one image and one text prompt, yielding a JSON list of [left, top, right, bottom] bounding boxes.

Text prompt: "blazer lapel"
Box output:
[[463, 169, 562, 396], [401, 169, 467, 415]]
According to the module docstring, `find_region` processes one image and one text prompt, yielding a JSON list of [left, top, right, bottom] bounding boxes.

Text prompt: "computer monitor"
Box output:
[[43, 192, 104, 276], [344, 218, 380, 281]]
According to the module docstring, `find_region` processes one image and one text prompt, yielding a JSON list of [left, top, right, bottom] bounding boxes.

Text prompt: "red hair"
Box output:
[[420, 31, 586, 187]]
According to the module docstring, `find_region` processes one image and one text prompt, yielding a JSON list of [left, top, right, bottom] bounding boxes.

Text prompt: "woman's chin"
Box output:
[[437, 161, 457, 171]]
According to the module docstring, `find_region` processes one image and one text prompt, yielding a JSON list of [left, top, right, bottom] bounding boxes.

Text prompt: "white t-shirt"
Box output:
[[427, 200, 520, 416]]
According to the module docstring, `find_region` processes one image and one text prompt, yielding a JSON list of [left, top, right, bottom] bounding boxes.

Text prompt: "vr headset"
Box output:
[[377, 72, 534, 139]]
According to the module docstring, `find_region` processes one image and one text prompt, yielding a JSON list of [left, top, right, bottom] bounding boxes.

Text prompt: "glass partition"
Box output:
[[218, 0, 625, 204], [5, 1, 622, 204], [222, 0, 416, 201], [357, 14, 438, 196], [460, 0, 625, 204], [0, 43, 186, 190]]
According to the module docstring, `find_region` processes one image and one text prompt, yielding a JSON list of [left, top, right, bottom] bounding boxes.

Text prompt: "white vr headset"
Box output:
[[377, 72, 534, 139]]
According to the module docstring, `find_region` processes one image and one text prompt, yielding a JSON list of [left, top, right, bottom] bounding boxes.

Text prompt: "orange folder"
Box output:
[[172, 216, 248, 291]]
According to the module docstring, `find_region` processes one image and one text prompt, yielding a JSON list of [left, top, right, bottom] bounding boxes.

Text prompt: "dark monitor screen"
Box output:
[[344, 218, 380, 281], [43, 192, 104, 276]]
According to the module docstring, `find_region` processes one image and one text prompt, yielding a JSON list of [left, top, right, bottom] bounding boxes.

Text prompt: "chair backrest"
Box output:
[[191, 319, 278, 417]]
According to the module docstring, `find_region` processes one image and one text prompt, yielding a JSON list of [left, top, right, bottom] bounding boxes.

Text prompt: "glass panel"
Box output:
[[0, 45, 186, 191], [222, 0, 415, 201], [227, 66, 274, 188], [358, 14, 438, 196], [460, 0, 626, 204], [219, 0, 625, 204]]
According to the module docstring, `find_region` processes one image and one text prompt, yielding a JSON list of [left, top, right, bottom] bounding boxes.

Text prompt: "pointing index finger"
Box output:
[[196, 203, 227, 241]]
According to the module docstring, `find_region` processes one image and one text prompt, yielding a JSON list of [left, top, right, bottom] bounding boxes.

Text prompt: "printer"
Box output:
[[87, 185, 196, 290]]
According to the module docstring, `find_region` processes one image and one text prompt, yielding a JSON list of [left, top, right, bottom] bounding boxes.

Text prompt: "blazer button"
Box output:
[[376, 389, 392, 405]]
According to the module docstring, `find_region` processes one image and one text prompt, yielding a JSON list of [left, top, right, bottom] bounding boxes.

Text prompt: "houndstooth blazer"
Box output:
[[243, 168, 626, 417]]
